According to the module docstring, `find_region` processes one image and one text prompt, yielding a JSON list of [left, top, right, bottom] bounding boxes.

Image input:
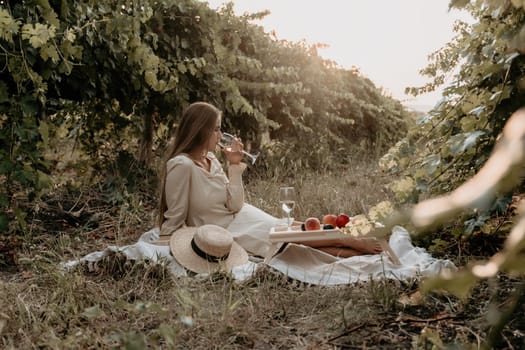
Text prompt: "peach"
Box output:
[[304, 217, 321, 231], [322, 214, 338, 227]]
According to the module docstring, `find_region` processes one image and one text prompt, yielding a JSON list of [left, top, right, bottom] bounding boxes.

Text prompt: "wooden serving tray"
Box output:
[[267, 225, 401, 265]]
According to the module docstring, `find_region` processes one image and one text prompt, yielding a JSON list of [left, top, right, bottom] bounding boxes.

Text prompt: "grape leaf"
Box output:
[[40, 44, 59, 63], [449, 130, 485, 155], [0, 8, 20, 43], [21, 23, 56, 48]]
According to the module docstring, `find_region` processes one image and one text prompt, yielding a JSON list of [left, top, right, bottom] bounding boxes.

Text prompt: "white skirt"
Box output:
[[227, 203, 289, 258]]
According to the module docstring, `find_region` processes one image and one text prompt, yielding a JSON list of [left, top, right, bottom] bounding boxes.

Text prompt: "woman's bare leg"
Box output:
[[299, 237, 383, 256], [345, 238, 384, 254], [317, 246, 364, 258]]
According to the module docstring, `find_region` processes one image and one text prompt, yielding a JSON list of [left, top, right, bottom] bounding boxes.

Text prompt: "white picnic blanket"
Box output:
[[63, 224, 457, 285]]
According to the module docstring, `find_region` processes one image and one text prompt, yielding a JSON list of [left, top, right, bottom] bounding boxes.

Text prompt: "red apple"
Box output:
[[336, 213, 350, 228], [322, 214, 338, 227], [304, 217, 321, 231]]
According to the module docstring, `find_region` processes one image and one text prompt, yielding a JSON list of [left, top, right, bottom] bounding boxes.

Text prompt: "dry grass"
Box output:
[[245, 161, 393, 220], [1, 156, 524, 349]]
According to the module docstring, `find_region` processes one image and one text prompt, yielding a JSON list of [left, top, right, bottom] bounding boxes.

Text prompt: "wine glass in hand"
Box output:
[[279, 186, 296, 230], [219, 132, 259, 165]]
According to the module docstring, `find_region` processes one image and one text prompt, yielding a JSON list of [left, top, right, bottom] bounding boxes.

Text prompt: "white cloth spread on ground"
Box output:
[[63, 204, 457, 285]]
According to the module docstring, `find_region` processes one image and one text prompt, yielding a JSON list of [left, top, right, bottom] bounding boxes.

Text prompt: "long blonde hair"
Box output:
[[157, 102, 222, 228]]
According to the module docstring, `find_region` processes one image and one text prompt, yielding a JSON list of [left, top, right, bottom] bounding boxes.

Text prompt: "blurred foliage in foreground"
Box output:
[[375, 1, 525, 347]]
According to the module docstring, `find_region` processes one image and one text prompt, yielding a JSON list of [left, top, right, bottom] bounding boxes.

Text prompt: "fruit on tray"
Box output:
[[336, 213, 350, 228], [304, 217, 321, 231], [301, 222, 334, 231], [322, 214, 338, 227]]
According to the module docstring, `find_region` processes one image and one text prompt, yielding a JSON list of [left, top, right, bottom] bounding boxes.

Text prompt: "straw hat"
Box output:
[[169, 224, 248, 274]]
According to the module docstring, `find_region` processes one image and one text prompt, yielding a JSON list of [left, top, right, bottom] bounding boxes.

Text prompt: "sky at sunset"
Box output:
[[202, 0, 472, 112]]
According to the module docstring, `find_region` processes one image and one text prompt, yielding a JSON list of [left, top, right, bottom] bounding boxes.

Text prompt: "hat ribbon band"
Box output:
[[191, 238, 229, 263]]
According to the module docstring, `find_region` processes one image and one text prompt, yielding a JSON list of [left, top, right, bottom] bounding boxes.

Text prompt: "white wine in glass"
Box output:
[[219, 132, 259, 165], [279, 186, 296, 230]]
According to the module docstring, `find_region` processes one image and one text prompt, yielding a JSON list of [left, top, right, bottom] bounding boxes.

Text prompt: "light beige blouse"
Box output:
[[160, 152, 247, 236]]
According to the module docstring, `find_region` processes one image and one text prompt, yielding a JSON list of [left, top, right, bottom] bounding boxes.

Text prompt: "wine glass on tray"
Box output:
[[279, 186, 296, 231]]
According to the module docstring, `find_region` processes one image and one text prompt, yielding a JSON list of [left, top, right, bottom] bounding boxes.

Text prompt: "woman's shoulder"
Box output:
[[166, 154, 193, 172]]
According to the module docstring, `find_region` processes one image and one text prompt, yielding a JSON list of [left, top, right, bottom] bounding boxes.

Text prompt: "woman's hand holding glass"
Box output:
[[220, 132, 259, 165], [221, 134, 244, 165]]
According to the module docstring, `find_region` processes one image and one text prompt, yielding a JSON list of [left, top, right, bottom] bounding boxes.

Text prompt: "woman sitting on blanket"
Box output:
[[157, 101, 383, 264]]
